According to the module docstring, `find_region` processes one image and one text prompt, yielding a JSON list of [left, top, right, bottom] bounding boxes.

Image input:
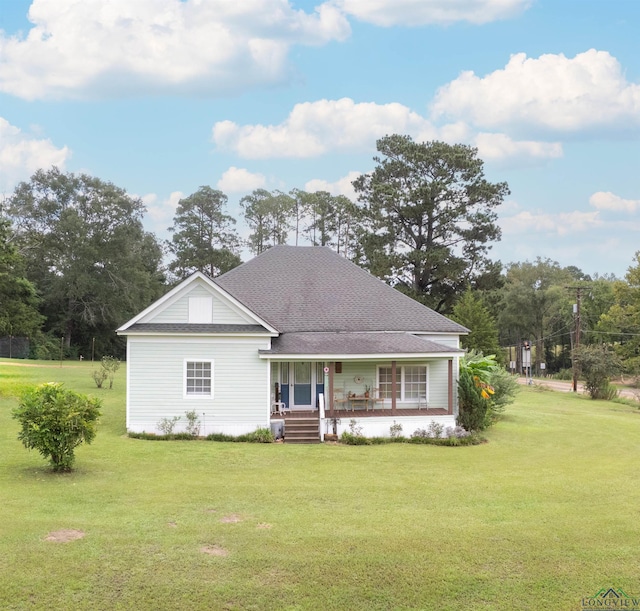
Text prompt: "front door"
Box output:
[[292, 361, 312, 410]]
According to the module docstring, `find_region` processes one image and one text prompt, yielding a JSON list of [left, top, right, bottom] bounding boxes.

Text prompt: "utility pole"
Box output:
[[566, 285, 588, 392]]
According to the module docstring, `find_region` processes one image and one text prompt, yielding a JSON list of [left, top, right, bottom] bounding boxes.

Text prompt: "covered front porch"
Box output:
[[262, 331, 463, 440], [268, 358, 456, 416]]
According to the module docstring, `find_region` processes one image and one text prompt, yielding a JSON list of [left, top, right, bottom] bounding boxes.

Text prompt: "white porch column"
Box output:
[[391, 360, 397, 414]]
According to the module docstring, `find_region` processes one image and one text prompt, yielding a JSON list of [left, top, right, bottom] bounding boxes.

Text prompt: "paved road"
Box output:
[[517, 376, 639, 400]]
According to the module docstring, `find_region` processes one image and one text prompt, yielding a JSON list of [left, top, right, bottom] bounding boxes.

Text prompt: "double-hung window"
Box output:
[[378, 364, 427, 402], [184, 360, 213, 398]]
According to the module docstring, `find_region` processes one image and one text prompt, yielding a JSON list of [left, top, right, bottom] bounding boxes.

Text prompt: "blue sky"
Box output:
[[1, 0, 639, 278]]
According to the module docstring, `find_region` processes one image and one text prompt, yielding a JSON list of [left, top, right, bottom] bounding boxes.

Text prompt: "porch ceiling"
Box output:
[[258, 331, 463, 360]]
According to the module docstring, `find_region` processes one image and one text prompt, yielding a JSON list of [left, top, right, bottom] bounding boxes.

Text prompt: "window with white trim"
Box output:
[[184, 360, 213, 398], [377, 365, 427, 401]]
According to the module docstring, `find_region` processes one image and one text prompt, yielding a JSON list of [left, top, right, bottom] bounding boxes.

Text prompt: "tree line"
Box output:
[[1, 134, 639, 379]]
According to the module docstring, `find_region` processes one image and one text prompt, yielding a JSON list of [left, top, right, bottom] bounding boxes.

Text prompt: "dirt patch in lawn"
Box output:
[[200, 544, 228, 557], [256, 523, 272, 529], [44, 529, 85, 543], [220, 514, 242, 523]]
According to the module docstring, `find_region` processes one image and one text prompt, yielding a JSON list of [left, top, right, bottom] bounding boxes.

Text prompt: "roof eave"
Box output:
[[258, 351, 463, 360], [120, 331, 278, 338]]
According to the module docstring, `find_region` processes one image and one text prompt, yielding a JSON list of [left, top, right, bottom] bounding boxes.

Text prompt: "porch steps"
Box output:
[[284, 417, 320, 444]]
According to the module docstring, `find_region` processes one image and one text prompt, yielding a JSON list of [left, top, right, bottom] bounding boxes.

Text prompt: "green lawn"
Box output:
[[1, 359, 639, 610]]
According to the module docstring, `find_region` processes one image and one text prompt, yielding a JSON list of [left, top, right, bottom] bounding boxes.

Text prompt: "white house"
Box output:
[[117, 246, 468, 442]]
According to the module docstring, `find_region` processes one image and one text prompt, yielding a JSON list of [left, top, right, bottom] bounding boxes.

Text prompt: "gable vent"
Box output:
[[189, 297, 213, 324]]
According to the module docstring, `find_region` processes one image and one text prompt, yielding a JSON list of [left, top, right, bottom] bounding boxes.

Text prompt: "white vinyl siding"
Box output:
[[418, 333, 461, 349], [142, 281, 256, 325], [126, 336, 269, 435], [184, 360, 213, 397]]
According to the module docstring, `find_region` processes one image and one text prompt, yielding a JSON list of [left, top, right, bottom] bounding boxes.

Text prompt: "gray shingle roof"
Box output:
[[260, 332, 463, 356], [125, 323, 269, 334], [215, 246, 468, 334]]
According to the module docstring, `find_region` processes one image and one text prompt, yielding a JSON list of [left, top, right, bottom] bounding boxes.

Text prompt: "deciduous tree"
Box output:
[[498, 258, 574, 372], [7, 167, 165, 355], [596, 253, 640, 368], [0, 218, 43, 337]]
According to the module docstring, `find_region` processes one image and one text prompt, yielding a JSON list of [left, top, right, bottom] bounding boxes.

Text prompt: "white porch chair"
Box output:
[[271, 395, 289, 416], [371, 388, 386, 411], [417, 394, 428, 410]]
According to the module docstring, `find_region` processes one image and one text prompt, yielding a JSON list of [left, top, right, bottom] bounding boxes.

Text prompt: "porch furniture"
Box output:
[[417, 394, 428, 410], [348, 395, 371, 411], [333, 389, 349, 411], [371, 388, 386, 410], [271, 400, 289, 416]]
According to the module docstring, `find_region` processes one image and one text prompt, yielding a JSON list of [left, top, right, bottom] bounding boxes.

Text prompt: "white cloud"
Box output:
[[304, 171, 362, 201], [213, 98, 437, 158], [335, 0, 531, 26], [213, 97, 560, 163], [0, 0, 350, 100], [0, 117, 70, 192], [431, 49, 640, 134], [474, 132, 563, 162], [217, 167, 266, 193], [143, 190, 184, 234], [500, 209, 603, 236], [589, 191, 640, 213]]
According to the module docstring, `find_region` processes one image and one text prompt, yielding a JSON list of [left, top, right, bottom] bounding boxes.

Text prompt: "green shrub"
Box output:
[[487, 368, 519, 423], [128, 432, 196, 441], [157, 416, 181, 435], [129, 432, 171, 440], [552, 368, 574, 381], [206, 432, 237, 442], [348, 419, 363, 437], [389, 421, 403, 438], [236, 427, 274, 443], [598, 381, 619, 401], [611, 396, 640, 408], [573, 344, 623, 400], [92, 356, 121, 389], [130, 428, 274, 442], [92, 368, 108, 388], [12, 382, 101, 472], [457, 351, 518, 431], [29, 333, 60, 360], [184, 410, 201, 437], [101, 356, 121, 389], [340, 431, 371, 445], [457, 368, 488, 432], [408, 434, 485, 447]]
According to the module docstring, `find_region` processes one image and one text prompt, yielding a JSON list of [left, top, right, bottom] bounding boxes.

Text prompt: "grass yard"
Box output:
[[1, 359, 640, 610]]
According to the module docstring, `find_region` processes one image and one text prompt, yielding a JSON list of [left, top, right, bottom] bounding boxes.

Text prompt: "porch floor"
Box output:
[[276, 407, 450, 419]]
